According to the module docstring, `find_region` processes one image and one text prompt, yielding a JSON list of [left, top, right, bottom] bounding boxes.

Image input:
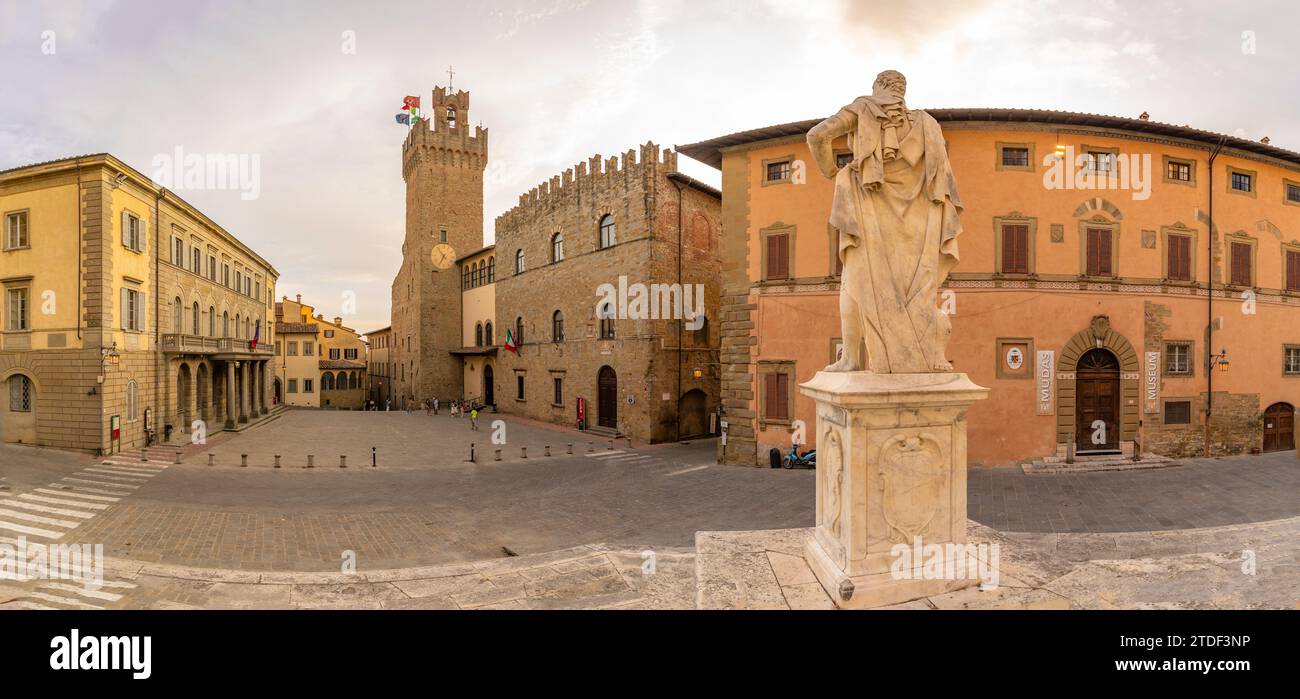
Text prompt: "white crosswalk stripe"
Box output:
[[93, 465, 163, 475], [81, 468, 151, 481], [586, 450, 630, 459], [0, 498, 96, 518], [38, 582, 123, 602], [21, 493, 111, 510], [0, 520, 64, 539], [61, 477, 137, 489], [33, 488, 118, 503], [0, 507, 81, 529], [23, 591, 104, 610]]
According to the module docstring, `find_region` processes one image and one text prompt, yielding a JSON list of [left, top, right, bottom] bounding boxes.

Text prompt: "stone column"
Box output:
[[800, 371, 988, 609], [238, 362, 249, 423], [259, 361, 269, 415], [224, 362, 237, 430]]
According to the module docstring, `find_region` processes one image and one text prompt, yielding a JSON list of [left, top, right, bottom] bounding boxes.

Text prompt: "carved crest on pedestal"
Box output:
[[820, 428, 844, 538], [878, 433, 944, 543]]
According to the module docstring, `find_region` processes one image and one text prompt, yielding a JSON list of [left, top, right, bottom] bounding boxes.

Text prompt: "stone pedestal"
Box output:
[[800, 371, 988, 609]]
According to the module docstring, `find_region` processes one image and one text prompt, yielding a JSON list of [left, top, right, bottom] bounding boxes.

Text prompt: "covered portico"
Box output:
[[162, 334, 276, 441]]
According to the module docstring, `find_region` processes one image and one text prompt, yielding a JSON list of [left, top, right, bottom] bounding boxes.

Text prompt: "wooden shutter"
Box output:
[[121, 211, 130, 248], [767, 234, 789, 280], [1087, 228, 1112, 276], [775, 373, 789, 420], [1288, 250, 1300, 291], [1001, 224, 1028, 274], [120, 288, 129, 329], [1231, 242, 1251, 286], [1167, 235, 1191, 281]]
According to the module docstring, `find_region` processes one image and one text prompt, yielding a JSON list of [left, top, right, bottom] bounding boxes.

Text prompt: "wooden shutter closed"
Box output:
[[1087, 228, 1112, 276], [1167, 235, 1191, 281], [767, 234, 789, 280], [764, 373, 789, 420], [1231, 242, 1251, 286], [1287, 250, 1300, 291], [1001, 224, 1029, 274]]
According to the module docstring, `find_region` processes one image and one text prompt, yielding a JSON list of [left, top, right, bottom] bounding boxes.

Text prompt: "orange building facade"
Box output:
[[680, 109, 1300, 467]]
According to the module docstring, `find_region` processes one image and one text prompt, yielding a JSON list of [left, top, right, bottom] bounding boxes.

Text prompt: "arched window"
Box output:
[[322, 373, 334, 391], [485, 321, 493, 345], [445, 107, 457, 129], [223, 311, 229, 337], [126, 379, 138, 420], [551, 232, 564, 263], [515, 249, 525, 274], [552, 310, 564, 342], [208, 307, 215, 336], [463, 265, 470, 290], [8, 374, 32, 412], [515, 317, 524, 345], [598, 299, 616, 339], [349, 372, 358, 389], [599, 214, 616, 249], [475, 322, 483, 347], [173, 297, 183, 332], [487, 257, 494, 283], [235, 314, 241, 338], [192, 302, 200, 335]]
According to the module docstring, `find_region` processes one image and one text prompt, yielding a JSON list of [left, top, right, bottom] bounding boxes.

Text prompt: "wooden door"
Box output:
[[1263, 403, 1295, 452], [598, 366, 618, 429], [1076, 349, 1120, 451]]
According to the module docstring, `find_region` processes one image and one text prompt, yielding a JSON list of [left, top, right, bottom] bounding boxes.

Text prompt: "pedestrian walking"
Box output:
[[470, 408, 479, 431], [433, 398, 439, 415], [385, 399, 391, 412]]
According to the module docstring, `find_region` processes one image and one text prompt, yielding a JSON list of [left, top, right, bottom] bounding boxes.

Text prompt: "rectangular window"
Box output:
[[287, 341, 298, 356], [324, 329, 334, 338], [120, 288, 145, 331], [1229, 241, 1252, 286], [191, 247, 202, 273], [1287, 249, 1300, 292], [1000, 223, 1029, 274], [171, 237, 184, 266], [123, 213, 145, 252], [1087, 151, 1116, 173], [304, 379, 313, 393], [303, 342, 314, 356], [275, 341, 282, 356], [1166, 160, 1192, 182], [835, 152, 853, 169], [766, 233, 790, 281], [764, 372, 790, 421], [1000, 147, 1030, 168], [1285, 347, 1300, 375], [1166, 234, 1192, 281], [1288, 183, 1300, 204], [344, 348, 357, 360], [329, 348, 340, 360], [553, 377, 563, 405], [223, 264, 230, 287], [208, 255, 217, 280], [5, 211, 29, 250], [765, 160, 791, 182], [6, 288, 29, 331], [516, 375, 525, 401], [1086, 228, 1113, 277], [287, 379, 298, 393], [1231, 171, 1253, 193], [1165, 343, 1191, 375], [1164, 400, 1192, 425]]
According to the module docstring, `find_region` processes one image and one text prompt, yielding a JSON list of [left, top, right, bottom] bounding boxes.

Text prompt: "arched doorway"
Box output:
[[483, 364, 494, 406], [2, 373, 37, 444], [1262, 402, 1295, 452], [1076, 348, 1120, 452], [176, 363, 192, 437], [678, 388, 708, 438], [273, 378, 281, 405], [597, 366, 618, 429]]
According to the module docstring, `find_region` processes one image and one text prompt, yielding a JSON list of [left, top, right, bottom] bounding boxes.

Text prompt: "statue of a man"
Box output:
[[808, 70, 963, 374]]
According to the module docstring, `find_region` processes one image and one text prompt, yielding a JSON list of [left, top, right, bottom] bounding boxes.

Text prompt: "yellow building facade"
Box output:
[[274, 295, 367, 409], [1, 154, 278, 453], [453, 245, 497, 406], [680, 109, 1300, 466]]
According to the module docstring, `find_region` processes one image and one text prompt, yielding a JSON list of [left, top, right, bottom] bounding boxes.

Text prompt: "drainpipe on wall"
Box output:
[[673, 178, 685, 443], [1205, 136, 1226, 458], [75, 159, 83, 342]]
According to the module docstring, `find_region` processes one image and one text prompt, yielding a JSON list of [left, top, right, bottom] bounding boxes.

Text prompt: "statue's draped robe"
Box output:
[[831, 96, 964, 373]]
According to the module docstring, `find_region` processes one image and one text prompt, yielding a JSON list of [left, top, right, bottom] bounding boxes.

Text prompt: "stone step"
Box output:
[[1022, 454, 1180, 475]]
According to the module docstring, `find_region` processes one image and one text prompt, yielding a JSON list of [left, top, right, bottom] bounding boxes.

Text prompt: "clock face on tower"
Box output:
[[430, 243, 456, 270]]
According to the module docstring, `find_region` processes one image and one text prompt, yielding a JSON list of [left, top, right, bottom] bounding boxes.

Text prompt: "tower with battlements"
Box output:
[[390, 86, 488, 405]]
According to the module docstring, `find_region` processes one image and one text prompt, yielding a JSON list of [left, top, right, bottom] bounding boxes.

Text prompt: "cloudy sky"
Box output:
[[2, 0, 1295, 332]]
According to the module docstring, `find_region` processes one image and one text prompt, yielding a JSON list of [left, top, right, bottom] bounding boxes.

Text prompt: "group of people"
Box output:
[[365, 396, 479, 430]]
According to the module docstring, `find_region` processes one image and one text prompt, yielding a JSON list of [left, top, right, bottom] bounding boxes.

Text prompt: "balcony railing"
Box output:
[[161, 334, 272, 355]]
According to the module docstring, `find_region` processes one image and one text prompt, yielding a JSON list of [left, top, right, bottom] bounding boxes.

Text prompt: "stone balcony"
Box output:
[[161, 333, 273, 357]]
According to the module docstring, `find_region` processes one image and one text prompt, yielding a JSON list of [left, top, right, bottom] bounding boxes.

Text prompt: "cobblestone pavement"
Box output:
[[968, 450, 1300, 533]]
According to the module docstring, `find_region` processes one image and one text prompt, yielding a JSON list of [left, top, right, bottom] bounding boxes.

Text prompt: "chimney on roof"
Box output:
[[296, 294, 302, 303], [333, 317, 342, 325], [1138, 111, 1149, 121], [1261, 136, 1271, 144]]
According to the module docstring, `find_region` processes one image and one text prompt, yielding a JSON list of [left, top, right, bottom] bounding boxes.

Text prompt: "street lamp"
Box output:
[[90, 342, 121, 395], [1209, 347, 1229, 371]]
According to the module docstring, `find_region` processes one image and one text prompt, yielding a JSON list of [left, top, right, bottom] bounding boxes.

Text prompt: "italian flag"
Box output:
[[504, 329, 519, 354]]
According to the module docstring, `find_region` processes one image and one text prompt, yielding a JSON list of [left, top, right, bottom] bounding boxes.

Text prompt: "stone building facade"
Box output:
[[273, 295, 367, 409], [679, 108, 1300, 466], [389, 86, 488, 410], [363, 325, 393, 408], [1, 154, 278, 454], [492, 143, 722, 443]]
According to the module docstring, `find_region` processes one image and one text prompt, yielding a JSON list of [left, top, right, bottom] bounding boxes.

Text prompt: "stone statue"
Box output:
[[807, 70, 964, 374]]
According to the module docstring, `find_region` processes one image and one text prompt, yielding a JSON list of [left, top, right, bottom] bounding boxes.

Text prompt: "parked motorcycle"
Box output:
[[769, 444, 816, 469]]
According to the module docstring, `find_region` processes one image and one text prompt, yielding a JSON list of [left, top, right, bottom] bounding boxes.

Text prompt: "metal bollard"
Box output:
[[627, 437, 633, 449], [371, 446, 377, 468], [469, 444, 475, 463], [207, 453, 214, 466], [587, 442, 594, 452], [240, 454, 248, 468], [340, 455, 347, 468], [608, 440, 614, 450], [521, 446, 527, 459], [174, 451, 182, 464], [274, 455, 281, 468], [140, 449, 148, 462], [494, 448, 501, 461], [567, 443, 573, 455], [307, 454, 315, 468], [545, 445, 550, 457]]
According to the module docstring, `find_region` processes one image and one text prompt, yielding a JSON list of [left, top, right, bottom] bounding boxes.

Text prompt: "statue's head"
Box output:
[[872, 70, 907, 99]]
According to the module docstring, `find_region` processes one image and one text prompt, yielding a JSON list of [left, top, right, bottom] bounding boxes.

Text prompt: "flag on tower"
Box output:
[[504, 329, 519, 354], [402, 95, 420, 110], [395, 112, 410, 125]]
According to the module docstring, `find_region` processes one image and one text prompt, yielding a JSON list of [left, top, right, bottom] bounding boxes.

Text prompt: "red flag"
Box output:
[[504, 328, 519, 354], [402, 95, 420, 110], [250, 319, 260, 350]]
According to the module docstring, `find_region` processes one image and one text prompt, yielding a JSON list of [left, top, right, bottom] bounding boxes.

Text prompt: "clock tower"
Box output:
[[390, 84, 489, 405]]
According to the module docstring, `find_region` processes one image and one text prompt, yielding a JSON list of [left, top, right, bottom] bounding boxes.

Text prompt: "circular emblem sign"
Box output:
[[1006, 347, 1025, 371]]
